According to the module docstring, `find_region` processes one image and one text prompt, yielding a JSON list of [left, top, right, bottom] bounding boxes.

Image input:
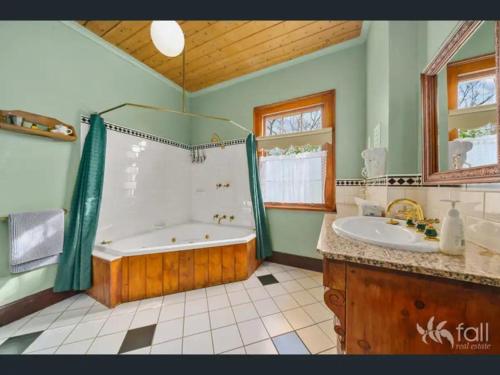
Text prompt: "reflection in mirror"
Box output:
[[436, 21, 498, 171]]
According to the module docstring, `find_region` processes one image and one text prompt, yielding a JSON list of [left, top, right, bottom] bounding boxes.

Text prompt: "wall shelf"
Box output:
[[0, 110, 77, 142]]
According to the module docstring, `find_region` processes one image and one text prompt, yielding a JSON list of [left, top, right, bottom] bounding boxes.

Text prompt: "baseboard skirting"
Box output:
[[0, 288, 79, 326], [267, 251, 323, 272]]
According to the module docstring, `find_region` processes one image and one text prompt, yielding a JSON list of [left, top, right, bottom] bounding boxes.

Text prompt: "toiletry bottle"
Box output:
[[439, 200, 465, 256]]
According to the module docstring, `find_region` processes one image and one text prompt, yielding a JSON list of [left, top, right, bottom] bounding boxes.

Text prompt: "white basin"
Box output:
[[332, 216, 439, 253]]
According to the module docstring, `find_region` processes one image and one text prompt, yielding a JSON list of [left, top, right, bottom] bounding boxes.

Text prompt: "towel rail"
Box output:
[[0, 208, 68, 222]]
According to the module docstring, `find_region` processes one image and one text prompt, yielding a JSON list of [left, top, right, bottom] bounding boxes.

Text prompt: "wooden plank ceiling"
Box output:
[[78, 21, 363, 92]]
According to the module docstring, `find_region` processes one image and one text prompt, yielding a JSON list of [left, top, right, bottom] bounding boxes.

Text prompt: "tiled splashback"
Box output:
[[82, 117, 253, 242], [191, 143, 254, 227], [341, 181, 500, 252]]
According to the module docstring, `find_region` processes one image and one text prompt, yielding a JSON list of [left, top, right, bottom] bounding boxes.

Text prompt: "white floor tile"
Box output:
[[24, 325, 75, 353], [182, 331, 213, 354], [288, 270, 309, 279], [183, 313, 210, 336], [232, 302, 259, 323], [0, 314, 36, 338], [212, 324, 243, 354], [261, 313, 293, 337], [67, 294, 96, 310], [297, 277, 321, 289], [81, 303, 112, 322], [208, 293, 230, 311], [64, 318, 106, 344], [87, 331, 127, 354], [209, 307, 236, 329], [281, 280, 305, 293], [228, 290, 251, 306], [254, 298, 280, 317], [50, 307, 89, 329], [159, 302, 185, 322], [56, 339, 93, 354], [138, 296, 163, 311], [130, 307, 160, 329], [24, 347, 57, 354], [264, 284, 287, 297], [273, 272, 294, 283], [163, 292, 186, 305], [290, 290, 316, 306], [14, 313, 60, 336], [317, 320, 337, 342], [308, 286, 325, 301], [205, 285, 227, 297], [186, 288, 207, 301], [237, 318, 269, 345], [243, 277, 261, 289], [303, 302, 333, 323], [122, 346, 151, 354], [225, 281, 245, 293], [319, 347, 338, 354], [151, 338, 182, 354], [37, 298, 74, 316], [245, 339, 278, 354], [296, 324, 335, 354], [247, 287, 270, 302], [222, 347, 246, 354], [153, 318, 184, 345], [184, 298, 208, 316], [283, 307, 315, 330], [99, 312, 134, 336], [311, 274, 324, 284], [110, 301, 139, 316], [273, 294, 299, 311]]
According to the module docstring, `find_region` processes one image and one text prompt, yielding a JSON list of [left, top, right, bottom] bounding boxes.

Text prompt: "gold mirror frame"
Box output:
[[421, 21, 500, 185]]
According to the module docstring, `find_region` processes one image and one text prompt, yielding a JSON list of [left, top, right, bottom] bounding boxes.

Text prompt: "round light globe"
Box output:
[[150, 21, 185, 57]]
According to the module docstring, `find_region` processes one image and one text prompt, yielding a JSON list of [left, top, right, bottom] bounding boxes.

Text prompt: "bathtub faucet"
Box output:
[[213, 214, 227, 224]]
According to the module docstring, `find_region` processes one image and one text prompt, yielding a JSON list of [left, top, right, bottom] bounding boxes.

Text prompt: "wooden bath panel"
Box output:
[[88, 239, 259, 308]]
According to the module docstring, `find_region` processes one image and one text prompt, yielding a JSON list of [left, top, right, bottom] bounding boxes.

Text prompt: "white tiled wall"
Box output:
[[365, 184, 500, 252], [95, 129, 192, 243], [191, 144, 254, 227]]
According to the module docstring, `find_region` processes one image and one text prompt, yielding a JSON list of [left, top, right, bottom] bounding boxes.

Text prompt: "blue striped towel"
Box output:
[[8, 209, 64, 273]]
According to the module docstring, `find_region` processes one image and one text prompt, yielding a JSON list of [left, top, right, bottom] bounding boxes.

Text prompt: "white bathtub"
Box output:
[[93, 222, 256, 258]]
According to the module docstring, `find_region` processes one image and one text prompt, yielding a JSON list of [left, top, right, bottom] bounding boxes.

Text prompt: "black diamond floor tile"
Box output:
[[118, 324, 156, 354], [258, 274, 279, 286], [0, 331, 43, 354]]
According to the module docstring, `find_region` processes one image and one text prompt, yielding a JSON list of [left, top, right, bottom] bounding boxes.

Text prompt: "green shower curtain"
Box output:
[[246, 134, 272, 260], [54, 114, 106, 292]]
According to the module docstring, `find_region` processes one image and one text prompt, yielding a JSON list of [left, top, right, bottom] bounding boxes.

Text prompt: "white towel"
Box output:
[[8, 209, 64, 273]]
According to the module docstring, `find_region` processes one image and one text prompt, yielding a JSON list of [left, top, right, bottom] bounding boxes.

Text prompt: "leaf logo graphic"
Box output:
[[416, 317, 454, 348]]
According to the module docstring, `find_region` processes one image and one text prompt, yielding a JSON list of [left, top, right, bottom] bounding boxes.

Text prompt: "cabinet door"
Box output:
[[346, 264, 500, 354]]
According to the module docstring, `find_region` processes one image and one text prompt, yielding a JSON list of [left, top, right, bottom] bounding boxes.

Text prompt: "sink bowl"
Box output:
[[332, 216, 439, 252]]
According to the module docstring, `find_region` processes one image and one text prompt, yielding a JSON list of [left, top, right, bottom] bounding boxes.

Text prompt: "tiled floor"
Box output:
[[0, 262, 337, 355]]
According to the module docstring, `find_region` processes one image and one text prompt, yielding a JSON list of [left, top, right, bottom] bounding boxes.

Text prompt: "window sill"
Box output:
[[264, 203, 336, 212]]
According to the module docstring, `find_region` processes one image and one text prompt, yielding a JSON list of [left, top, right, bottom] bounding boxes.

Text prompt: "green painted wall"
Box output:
[[190, 44, 367, 259], [0, 21, 191, 305], [366, 21, 390, 150]]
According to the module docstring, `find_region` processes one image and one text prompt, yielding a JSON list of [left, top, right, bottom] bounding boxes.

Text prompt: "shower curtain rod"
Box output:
[[97, 102, 252, 134]]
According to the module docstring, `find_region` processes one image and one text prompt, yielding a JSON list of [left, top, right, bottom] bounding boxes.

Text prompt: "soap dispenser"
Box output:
[[439, 200, 465, 256]]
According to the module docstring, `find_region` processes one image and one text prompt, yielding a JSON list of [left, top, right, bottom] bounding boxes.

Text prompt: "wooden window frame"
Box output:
[[253, 90, 336, 212]]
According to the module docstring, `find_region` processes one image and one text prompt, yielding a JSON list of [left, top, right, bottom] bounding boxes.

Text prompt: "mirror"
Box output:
[[422, 21, 500, 184]]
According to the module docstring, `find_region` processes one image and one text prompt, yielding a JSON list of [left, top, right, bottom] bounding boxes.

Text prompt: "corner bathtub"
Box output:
[[89, 223, 259, 308]]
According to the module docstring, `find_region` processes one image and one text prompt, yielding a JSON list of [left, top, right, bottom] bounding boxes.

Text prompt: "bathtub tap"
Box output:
[[213, 214, 227, 224]]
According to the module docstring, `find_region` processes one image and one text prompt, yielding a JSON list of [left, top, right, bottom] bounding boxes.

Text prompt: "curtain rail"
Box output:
[[97, 102, 252, 134]]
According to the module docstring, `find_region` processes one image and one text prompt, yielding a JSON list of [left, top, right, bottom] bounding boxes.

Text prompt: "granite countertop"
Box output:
[[317, 214, 500, 288]]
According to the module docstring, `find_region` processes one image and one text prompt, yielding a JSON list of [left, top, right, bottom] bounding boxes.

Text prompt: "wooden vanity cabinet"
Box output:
[[323, 258, 500, 354]]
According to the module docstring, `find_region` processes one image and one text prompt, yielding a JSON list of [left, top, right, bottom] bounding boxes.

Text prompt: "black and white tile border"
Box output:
[[81, 115, 245, 151], [337, 175, 422, 187]]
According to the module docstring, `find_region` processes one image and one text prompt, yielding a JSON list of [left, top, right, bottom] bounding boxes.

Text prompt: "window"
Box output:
[[447, 54, 496, 110], [253, 91, 335, 211]]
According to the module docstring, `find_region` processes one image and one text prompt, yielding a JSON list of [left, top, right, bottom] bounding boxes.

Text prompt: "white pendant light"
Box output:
[[150, 21, 185, 57]]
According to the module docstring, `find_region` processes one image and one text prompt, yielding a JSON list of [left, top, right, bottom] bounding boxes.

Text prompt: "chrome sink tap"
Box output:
[[213, 214, 227, 224]]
